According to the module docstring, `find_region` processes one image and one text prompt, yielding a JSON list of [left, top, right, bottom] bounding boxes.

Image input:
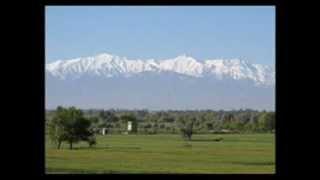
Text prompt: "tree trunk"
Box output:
[[57, 140, 62, 149], [187, 133, 192, 141], [69, 141, 73, 150]]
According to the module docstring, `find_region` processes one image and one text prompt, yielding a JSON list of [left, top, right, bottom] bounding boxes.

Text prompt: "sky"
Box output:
[[46, 6, 275, 65]]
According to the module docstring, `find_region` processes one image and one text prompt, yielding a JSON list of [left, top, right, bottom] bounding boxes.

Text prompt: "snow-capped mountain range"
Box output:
[[46, 53, 275, 86], [46, 53, 275, 110]]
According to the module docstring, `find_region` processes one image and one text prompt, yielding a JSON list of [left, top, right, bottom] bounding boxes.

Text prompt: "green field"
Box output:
[[46, 134, 275, 174]]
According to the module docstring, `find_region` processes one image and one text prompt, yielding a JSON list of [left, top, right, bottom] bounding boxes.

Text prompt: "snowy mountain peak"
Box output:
[[46, 53, 275, 86]]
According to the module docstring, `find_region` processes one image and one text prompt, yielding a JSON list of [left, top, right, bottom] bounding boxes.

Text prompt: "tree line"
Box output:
[[46, 106, 275, 149]]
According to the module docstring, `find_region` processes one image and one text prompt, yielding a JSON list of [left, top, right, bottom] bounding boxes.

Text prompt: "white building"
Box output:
[[127, 121, 132, 131], [102, 128, 106, 135]]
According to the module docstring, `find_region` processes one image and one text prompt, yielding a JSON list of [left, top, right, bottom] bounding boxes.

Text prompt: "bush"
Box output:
[[87, 136, 97, 147]]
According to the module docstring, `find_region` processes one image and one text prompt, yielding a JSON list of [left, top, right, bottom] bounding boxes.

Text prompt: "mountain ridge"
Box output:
[[46, 53, 275, 86]]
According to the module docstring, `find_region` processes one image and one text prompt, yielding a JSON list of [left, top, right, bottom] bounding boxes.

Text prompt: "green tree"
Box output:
[[88, 117, 100, 134], [47, 106, 68, 149], [47, 106, 96, 149], [257, 112, 275, 132], [178, 116, 195, 141]]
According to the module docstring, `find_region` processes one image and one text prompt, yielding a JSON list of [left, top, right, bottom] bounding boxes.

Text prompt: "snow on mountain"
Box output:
[[46, 53, 275, 86], [157, 55, 204, 77]]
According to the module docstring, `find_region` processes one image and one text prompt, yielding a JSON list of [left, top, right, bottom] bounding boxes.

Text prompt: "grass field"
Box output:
[[46, 134, 275, 174]]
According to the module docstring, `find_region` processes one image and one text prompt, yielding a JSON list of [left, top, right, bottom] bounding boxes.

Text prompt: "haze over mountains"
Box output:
[[46, 53, 275, 111]]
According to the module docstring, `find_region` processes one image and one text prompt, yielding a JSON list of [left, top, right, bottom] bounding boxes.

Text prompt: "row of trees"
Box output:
[[46, 107, 275, 148], [74, 109, 275, 134], [46, 107, 275, 149]]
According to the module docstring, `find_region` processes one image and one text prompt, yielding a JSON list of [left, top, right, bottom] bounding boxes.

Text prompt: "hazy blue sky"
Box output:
[[46, 6, 275, 65]]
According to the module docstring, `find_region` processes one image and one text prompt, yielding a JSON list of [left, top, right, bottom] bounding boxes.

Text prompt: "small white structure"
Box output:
[[102, 128, 106, 135], [127, 121, 132, 131]]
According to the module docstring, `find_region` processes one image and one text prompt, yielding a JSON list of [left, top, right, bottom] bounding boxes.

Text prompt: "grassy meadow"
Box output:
[[46, 133, 275, 174]]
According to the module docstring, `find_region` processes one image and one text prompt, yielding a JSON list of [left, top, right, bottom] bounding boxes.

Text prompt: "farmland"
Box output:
[[46, 133, 275, 174]]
